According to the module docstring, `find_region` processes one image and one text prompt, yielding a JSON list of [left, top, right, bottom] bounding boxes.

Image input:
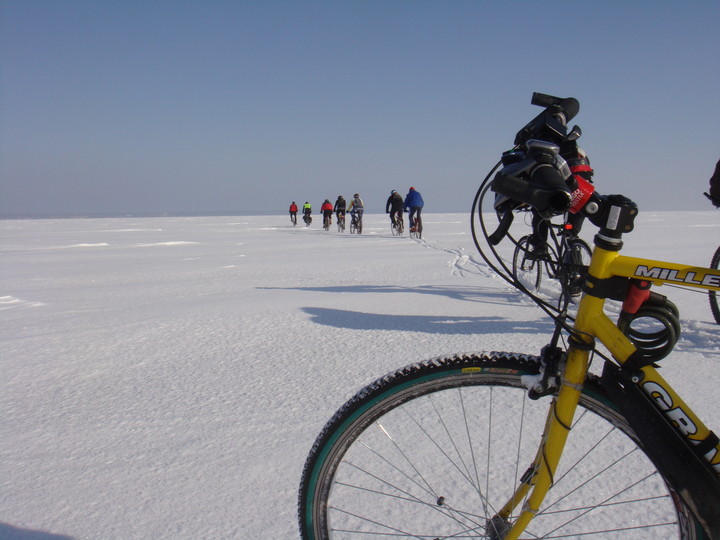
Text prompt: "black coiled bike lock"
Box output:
[[617, 280, 681, 367]]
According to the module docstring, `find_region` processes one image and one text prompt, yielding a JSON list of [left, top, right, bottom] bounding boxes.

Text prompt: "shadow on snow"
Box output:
[[0, 523, 75, 540], [258, 284, 522, 306], [300, 306, 551, 336]]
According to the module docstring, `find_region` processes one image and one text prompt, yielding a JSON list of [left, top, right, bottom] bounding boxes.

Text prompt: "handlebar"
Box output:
[[514, 93, 580, 147], [492, 139, 573, 219], [493, 162, 572, 218], [490, 92, 639, 244], [531, 92, 580, 123]]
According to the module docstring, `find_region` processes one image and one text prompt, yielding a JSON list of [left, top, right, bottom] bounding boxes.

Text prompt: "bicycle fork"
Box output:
[[488, 346, 590, 540]]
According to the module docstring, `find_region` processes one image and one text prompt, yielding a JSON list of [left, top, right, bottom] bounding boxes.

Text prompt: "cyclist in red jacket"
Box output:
[[321, 199, 333, 227], [289, 201, 298, 226]]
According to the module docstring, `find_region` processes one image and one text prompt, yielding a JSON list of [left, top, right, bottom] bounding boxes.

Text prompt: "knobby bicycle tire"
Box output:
[[391, 219, 403, 236], [560, 238, 592, 299], [298, 352, 703, 539], [410, 217, 422, 239], [350, 216, 362, 234], [512, 235, 559, 294], [513, 235, 543, 292], [710, 246, 720, 324]]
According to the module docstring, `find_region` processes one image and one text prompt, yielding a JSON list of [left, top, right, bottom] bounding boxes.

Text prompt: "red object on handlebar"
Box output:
[[569, 176, 595, 214]]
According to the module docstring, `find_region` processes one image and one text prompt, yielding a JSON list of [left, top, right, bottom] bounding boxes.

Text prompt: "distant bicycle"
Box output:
[[336, 213, 345, 233], [512, 217, 592, 301], [322, 214, 331, 232], [290, 214, 297, 226], [390, 215, 404, 236], [303, 214, 312, 227], [409, 215, 422, 239], [350, 212, 363, 234], [710, 245, 720, 324]]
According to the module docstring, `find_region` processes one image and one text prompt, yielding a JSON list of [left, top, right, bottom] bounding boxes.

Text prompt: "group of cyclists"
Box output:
[[288, 187, 425, 234], [289, 194, 365, 230]]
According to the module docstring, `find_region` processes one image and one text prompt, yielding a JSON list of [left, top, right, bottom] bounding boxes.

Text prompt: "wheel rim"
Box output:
[[513, 237, 543, 292], [303, 364, 691, 539]]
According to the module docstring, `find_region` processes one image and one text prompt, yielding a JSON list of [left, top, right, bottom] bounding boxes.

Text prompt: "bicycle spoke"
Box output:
[[333, 433, 488, 535], [536, 520, 679, 539], [378, 413, 478, 522], [301, 354, 698, 539]]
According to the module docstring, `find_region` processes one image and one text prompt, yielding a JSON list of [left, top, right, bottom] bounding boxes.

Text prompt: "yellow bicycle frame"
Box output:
[[499, 243, 720, 539]]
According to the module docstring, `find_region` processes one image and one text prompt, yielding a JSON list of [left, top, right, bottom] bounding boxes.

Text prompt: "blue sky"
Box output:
[[1, 0, 719, 216]]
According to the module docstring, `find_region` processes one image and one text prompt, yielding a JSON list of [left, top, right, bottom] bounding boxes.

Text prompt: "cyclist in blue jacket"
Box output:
[[404, 187, 424, 232]]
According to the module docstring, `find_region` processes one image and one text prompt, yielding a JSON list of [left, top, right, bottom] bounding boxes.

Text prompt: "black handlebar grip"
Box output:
[[531, 163, 567, 191], [530, 164, 572, 214], [488, 208, 515, 245], [531, 92, 557, 107], [530, 93, 580, 124], [560, 98, 580, 123], [492, 166, 571, 217]]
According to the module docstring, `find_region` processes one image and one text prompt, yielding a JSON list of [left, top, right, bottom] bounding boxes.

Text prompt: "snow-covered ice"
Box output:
[[1, 211, 718, 539]]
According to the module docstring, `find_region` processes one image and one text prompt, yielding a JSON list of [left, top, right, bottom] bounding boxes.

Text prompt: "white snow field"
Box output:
[[1, 211, 718, 539]]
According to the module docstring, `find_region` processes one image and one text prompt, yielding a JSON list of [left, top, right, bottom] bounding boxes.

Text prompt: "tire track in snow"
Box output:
[[411, 237, 496, 279]]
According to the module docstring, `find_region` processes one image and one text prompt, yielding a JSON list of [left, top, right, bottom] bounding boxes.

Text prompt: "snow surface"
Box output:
[[1, 211, 718, 539]]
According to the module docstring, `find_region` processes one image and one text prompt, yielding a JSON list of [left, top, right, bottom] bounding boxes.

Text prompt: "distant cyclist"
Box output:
[[321, 199, 333, 228], [302, 201, 312, 226], [334, 195, 347, 222], [348, 193, 364, 221], [386, 190, 404, 228], [289, 201, 298, 226], [404, 187, 424, 232]]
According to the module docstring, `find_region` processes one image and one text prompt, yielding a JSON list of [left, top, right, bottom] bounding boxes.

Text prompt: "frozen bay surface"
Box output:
[[1, 212, 718, 539]]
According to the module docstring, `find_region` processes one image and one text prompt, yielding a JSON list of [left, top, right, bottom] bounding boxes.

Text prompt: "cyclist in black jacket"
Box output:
[[334, 195, 346, 221], [386, 190, 404, 227]]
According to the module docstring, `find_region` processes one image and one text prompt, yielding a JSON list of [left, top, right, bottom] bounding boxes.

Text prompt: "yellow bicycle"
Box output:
[[298, 93, 720, 539]]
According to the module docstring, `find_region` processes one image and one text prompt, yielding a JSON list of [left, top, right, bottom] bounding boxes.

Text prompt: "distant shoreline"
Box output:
[[0, 209, 707, 221], [0, 209, 397, 220], [0, 210, 283, 220]]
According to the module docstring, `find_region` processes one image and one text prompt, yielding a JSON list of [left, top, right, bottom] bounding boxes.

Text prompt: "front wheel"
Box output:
[[512, 235, 556, 293], [409, 217, 422, 239], [560, 238, 592, 299], [299, 352, 699, 539], [391, 216, 404, 236], [710, 245, 720, 324]]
